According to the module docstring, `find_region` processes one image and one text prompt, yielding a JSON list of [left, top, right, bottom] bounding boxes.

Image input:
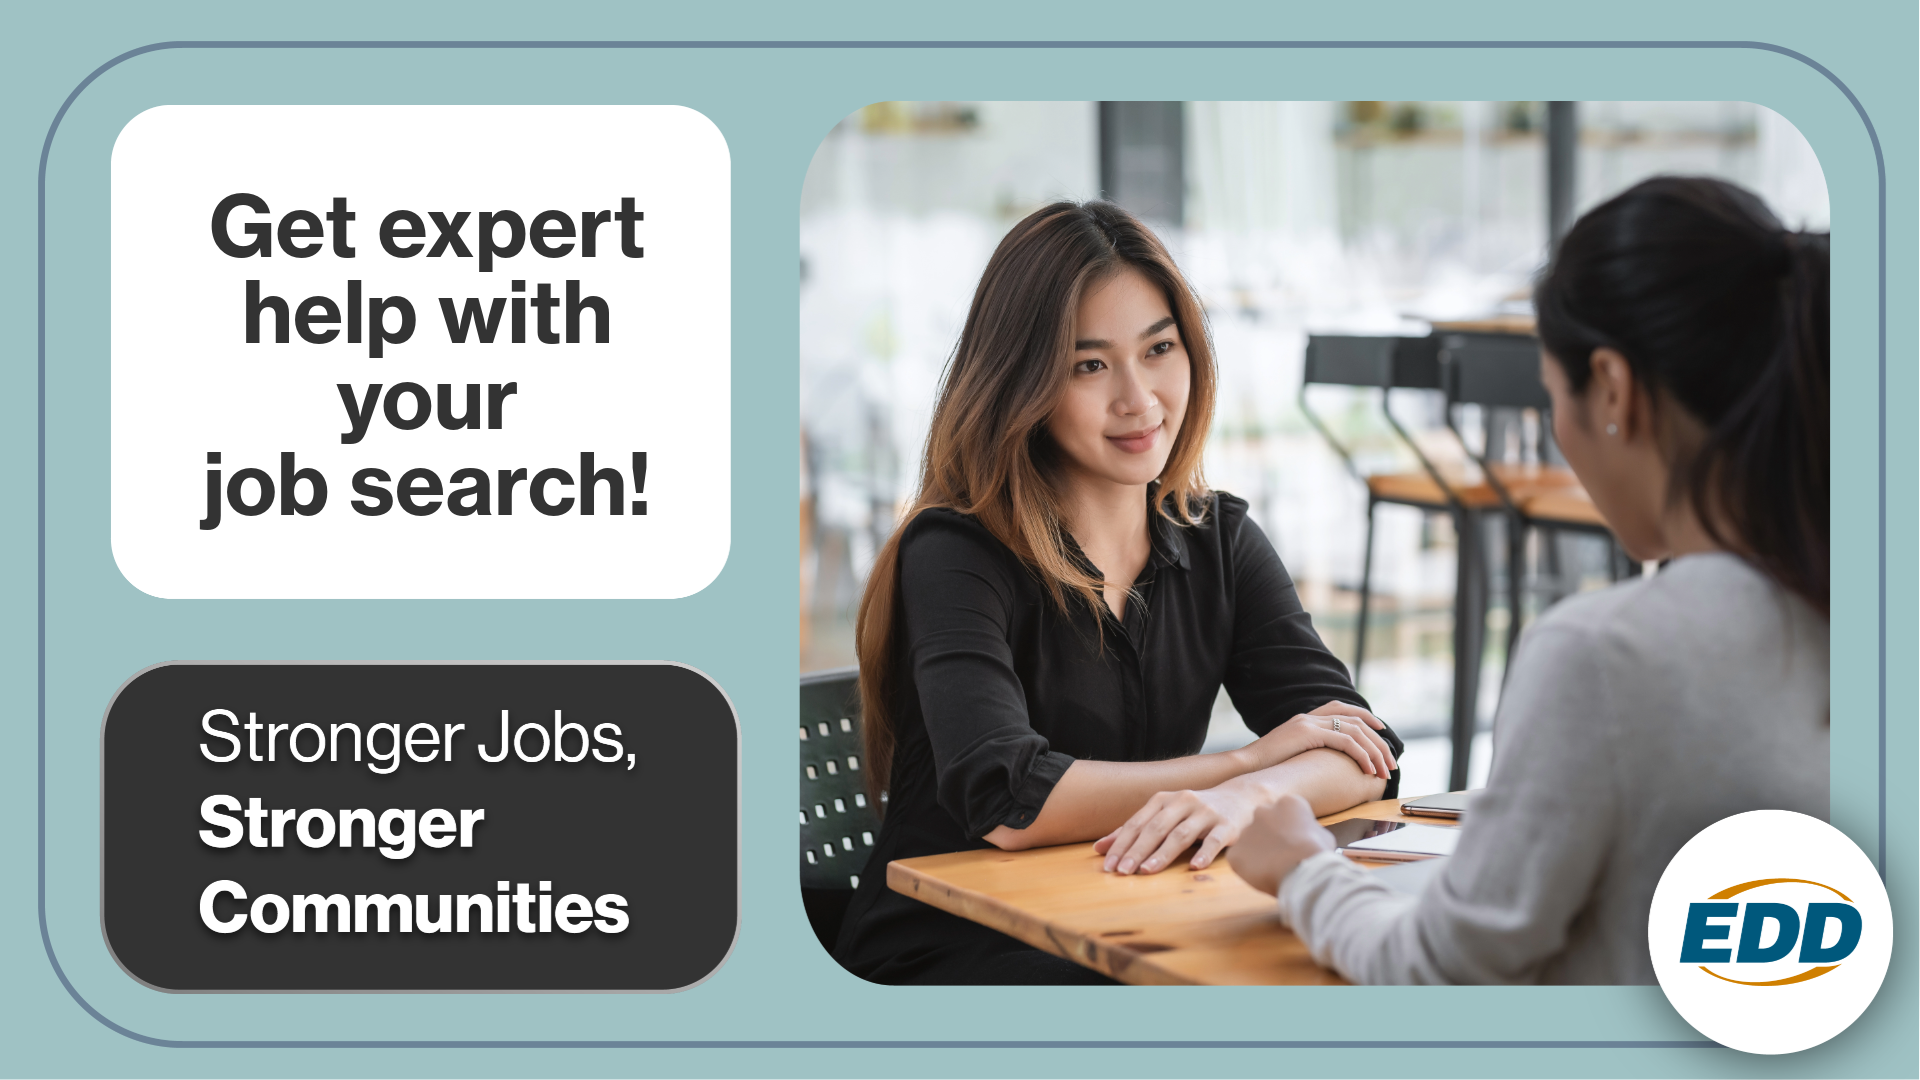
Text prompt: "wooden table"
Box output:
[[888, 795, 1460, 985]]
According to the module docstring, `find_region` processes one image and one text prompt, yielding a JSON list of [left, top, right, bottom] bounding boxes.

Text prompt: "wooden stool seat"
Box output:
[[1365, 470, 1499, 509], [1365, 463, 1583, 513], [1519, 485, 1608, 530], [1429, 315, 1538, 336]]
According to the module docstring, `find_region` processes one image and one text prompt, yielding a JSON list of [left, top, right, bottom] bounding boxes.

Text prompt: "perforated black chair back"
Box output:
[[799, 666, 881, 950]]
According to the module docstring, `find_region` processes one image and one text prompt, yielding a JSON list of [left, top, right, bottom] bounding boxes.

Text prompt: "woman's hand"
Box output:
[[1094, 776, 1268, 875], [1091, 700, 1394, 874], [1241, 700, 1398, 779], [1226, 793, 1337, 896]]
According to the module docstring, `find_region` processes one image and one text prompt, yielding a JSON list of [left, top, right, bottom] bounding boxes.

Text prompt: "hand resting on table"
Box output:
[[1093, 700, 1393, 875]]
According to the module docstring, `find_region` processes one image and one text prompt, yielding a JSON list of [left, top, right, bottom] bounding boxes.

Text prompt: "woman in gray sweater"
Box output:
[[1112, 176, 1831, 984]]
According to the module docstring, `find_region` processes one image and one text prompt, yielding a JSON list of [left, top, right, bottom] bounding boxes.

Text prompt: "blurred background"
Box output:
[[799, 101, 1828, 798]]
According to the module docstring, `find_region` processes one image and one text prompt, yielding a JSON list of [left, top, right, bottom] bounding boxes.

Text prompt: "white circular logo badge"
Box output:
[[1649, 810, 1892, 1055]]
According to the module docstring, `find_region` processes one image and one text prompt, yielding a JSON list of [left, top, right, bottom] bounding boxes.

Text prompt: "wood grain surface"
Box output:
[[1367, 463, 1583, 509], [1520, 484, 1608, 529], [888, 795, 1461, 985], [1429, 314, 1538, 336]]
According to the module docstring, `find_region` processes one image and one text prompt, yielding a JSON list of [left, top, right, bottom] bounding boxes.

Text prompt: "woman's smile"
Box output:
[[1106, 421, 1163, 454]]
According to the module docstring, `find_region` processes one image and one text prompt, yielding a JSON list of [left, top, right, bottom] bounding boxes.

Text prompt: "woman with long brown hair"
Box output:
[[832, 201, 1402, 984]]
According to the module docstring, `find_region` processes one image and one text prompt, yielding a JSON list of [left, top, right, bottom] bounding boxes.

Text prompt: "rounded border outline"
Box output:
[[36, 37, 1885, 1050]]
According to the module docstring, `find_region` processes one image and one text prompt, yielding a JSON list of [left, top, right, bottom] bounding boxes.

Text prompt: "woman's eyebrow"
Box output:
[[1074, 316, 1177, 351], [1138, 315, 1177, 340]]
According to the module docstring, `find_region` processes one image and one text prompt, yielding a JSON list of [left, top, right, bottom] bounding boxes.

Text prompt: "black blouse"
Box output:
[[832, 491, 1399, 984]]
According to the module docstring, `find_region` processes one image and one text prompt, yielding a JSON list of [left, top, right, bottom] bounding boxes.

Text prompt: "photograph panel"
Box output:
[[798, 100, 1829, 986]]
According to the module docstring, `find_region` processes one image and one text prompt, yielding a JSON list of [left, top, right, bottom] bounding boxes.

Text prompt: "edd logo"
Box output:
[[1678, 878, 1861, 985], [1650, 811, 1892, 1055]]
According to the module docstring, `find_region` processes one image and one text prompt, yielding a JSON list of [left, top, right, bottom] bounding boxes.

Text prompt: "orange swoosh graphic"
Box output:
[[1698, 965, 1840, 986], [1708, 878, 1853, 902]]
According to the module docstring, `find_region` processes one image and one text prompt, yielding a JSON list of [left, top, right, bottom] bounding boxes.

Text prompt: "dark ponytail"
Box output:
[[1535, 176, 1828, 614]]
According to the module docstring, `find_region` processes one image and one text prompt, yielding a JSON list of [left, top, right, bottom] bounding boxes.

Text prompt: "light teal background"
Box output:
[[1, 3, 1913, 1077]]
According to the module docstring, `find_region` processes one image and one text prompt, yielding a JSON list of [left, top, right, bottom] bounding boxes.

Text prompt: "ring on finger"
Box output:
[[1332, 718, 1341, 733]]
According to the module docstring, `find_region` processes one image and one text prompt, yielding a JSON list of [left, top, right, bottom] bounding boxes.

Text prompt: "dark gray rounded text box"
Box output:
[[102, 664, 737, 991]]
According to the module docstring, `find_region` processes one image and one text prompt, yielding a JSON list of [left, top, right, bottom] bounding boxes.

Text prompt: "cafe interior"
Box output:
[[798, 100, 1829, 963]]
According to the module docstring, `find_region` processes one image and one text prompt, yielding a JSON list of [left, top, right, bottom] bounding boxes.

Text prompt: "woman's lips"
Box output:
[[1107, 423, 1162, 454]]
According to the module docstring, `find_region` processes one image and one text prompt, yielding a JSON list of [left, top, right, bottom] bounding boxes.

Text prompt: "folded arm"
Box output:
[[1085, 730, 1388, 872], [994, 699, 1393, 856], [982, 723, 1379, 852]]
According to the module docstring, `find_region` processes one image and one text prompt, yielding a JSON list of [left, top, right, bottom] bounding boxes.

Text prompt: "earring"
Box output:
[[1606, 423, 1619, 436]]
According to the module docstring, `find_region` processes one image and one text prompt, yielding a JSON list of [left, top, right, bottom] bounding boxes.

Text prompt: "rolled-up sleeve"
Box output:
[[898, 516, 1074, 838]]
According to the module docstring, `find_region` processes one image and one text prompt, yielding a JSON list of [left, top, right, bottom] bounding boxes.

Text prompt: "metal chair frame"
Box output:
[[1439, 331, 1630, 620], [1435, 332, 1635, 788], [1299, 334, 1467, 686], [1438, 333, 1547, 668], [1304, 331, 1631, 792]]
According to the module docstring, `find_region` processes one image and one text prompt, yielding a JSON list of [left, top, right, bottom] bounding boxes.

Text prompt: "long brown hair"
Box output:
[[1535, 177, 1828, 614], [855, 201, 1218, 802]]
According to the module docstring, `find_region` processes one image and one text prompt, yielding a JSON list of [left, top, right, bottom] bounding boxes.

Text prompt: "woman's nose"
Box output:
[[1112, 365, 1154, 415]]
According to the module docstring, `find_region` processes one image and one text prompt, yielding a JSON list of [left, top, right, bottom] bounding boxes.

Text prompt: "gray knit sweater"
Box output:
[[1277, 553, 1830, 984]]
